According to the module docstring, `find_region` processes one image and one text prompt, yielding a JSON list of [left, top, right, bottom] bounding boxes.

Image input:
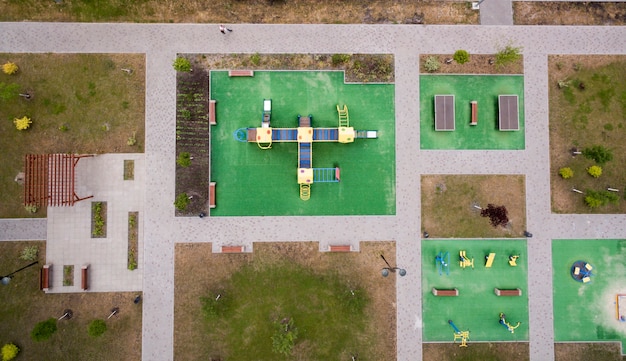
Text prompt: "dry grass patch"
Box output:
[[0, 241, 142, 361], [1, 0, 478, 24], [420, 54, 523, 75], [555, 342, 625, 361], [174, 241, 397, 360], [421, 175, 526, 238], [423, 342, 529, 361], [514, 2, 626, 25], [548, 55, 626, 214]]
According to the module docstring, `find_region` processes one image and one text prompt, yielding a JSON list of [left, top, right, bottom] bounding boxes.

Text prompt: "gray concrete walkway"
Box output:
[[1, 23, 625, 361], [479, 0, 514, 25]]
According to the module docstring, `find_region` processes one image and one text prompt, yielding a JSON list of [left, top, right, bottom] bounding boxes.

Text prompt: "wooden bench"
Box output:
[[81, 265, 89, 291], [494, 288, 521, 296], [221, 245, 245, 253], [209, 182, 216, 209], [432, 288, 459, 296], [228, 70, 254, 77], [40, 264, 51, 291], [329, 245, 351, 252], [470, 101, 478, 125], [209, 100, 216, 125]]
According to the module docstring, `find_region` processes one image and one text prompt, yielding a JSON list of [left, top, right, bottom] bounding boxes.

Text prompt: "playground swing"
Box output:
[[436, 251, 450, 276]]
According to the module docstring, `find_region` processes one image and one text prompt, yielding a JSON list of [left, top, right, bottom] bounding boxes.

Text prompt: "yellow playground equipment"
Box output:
[[485, 252, 496, 268], [508, 255, 519, 267], [459, 250, 474, 269], [448, 320, 470, 347], [239, 101, 377, 201]]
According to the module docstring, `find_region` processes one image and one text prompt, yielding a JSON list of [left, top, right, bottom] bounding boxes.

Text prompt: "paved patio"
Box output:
[[0, 20, 625, 361]]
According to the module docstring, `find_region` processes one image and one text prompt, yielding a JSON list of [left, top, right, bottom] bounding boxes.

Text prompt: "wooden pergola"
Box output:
[[24, 154, 93, 207]]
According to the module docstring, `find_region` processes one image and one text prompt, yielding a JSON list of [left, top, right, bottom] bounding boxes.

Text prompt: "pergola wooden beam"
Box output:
[[24, 154, 93, 207]]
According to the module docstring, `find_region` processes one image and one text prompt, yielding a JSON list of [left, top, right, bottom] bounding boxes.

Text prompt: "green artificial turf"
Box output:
[[210, 70, 395, 216], [422, 239, 529, 342], [420, 75, 525, 150], [552, 239, 626, 351]]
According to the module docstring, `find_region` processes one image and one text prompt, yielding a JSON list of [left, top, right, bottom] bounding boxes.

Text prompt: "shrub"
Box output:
[[1, 343, 19, 361], [174, 193, 190, 211], [14, 116, 32, 130], [559, 167, 573, 179], [88, 319, 107, 337], [587, 165, 602, 178], [423, 56, 440, 72], [584, 190, 619, 208], [31, 318, 57, 341], [582, 145, 613, 165], [453, 50, 470, 64], [271, 318, 298, 356], [2, 62, 18, 75], [250, 53, 261, 66], [480, 204, 509, 228], [172, 57, 191, 72], [24, 204, 38, 213], [20, 245, 38, 261], [127, 131, 137, 146], [495, 44, 522, 68], [331, 53, 351, 66], [176, 152, 192, 167]]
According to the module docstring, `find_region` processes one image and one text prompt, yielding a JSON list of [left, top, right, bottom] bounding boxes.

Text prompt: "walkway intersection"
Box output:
[[1, 19, 625, 361]]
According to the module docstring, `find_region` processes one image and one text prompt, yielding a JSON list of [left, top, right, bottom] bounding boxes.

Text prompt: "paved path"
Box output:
[[1, 23, 625, 361], [479, 0, 514, 25]]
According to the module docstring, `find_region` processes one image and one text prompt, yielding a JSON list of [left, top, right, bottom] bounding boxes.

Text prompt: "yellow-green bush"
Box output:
[[13, 116, 32, 130], [587, 165, 602, 178]]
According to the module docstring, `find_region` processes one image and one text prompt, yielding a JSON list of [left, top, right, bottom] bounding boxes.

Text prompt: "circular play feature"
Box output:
[[570, 260, 593, 283]]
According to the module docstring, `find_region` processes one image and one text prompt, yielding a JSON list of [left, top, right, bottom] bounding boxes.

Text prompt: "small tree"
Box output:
[[480, 204, 509, 228], [271, 318, 298, 356], [31, 318, 57, 342], [587, 165, 602, 178], [88, 319, 107, 337], [424, 56, 440, 72], [0, 82, 19, 102], [176, 152, 192, 167], [558, 167, 573, 179], [1, 343, 19, 361], [174, 193, 190, 211], [495, 44, 522, 68], [582, 145, 613, 165], [453, 50, 470, 64], [172, 57, 191, 72], [2, 62, 18, 75], [14, 116, 32, 130]]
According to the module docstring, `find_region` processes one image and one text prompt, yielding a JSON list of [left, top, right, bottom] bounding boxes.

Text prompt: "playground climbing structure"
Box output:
[[236, 100, 377, 200]]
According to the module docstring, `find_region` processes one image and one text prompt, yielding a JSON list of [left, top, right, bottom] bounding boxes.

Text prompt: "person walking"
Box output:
[[219, 24, 232, 34]]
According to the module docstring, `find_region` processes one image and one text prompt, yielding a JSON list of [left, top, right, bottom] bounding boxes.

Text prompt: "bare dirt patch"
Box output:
[[555, 342, 625, 361], [423, 342, 529, 361], [174, 241, 397, 360], [421, 175, 527, 238], [514, 2, 626, 25], [420, 54, 523, 75]]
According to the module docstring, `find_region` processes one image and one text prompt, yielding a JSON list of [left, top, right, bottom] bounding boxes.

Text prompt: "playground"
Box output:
[[422, 239, 529, 343], [552, 239, 626, 353], [209, 70, 395, 216], [420, 74, 525, 150]]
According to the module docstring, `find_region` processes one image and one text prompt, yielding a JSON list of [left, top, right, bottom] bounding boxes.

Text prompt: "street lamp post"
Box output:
[[1, 261, 39, 285], [380, 255, 406, 277]]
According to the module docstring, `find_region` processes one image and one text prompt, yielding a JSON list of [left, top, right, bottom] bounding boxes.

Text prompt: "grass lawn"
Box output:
[[422, 239, 529, 343], [421, 175, 526, 238], [420, 75, 525, 150], [0, 53, 145, 218], [174, 242, 397, 360], [552, 239, 626, 352], [0, 241, 142, 361], [210, 70, 395, 216], [548, 55, 626, 214]]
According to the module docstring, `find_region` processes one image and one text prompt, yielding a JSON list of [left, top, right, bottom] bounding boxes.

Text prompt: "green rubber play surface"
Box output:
[[420, 75, 525, 150], [552, 239, 626, 352], [422, 239, 529, 342], [209, 71, 395, 216]]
